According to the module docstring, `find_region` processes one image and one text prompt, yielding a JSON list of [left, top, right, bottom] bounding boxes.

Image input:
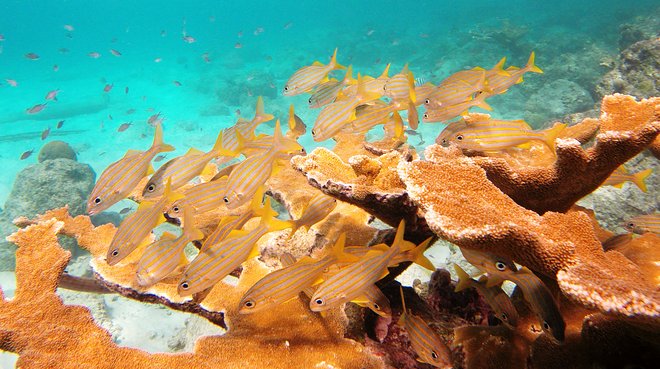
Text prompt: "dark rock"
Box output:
[[38, 140, 77, 162]]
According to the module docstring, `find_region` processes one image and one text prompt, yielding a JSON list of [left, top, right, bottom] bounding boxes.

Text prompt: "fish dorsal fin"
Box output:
[[147, 163, 155, 176], [137, 200, 157, 211], [124, 149, 142, 158], [312, 61, 324, 67], [160, 231, 179, 240], [186, 147, 204, 156], [453, 264, 473, 292]]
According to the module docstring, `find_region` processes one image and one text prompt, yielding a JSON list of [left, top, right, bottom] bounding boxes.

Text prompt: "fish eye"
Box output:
[[495, 261, 507, 271], [542, 321, 550, 331], [284, 86, 289, 91], [147, 184, 156, 192], [94, 197, 102, 204], [441, 139, 448, 146], [314, 298, 324, 305], [172, 206, 180, 213], [431, 351, 438, 360], [111, 249, 119, 257], [627, 222, 635, 228], [373, 303, 380, 310], [308, 97, 313, 104], [424, 99, 430, 105], [311, 129, 316, 136], [180, 282, 190, 290], [223, 196, 229, 203], [456, 134, 464, 141], [501, 312, 508, 321], [423, 113, 428, 119], [244, 300, 255, 308]]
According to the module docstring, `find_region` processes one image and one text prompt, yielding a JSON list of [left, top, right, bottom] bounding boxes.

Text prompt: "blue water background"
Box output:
[[0, 0, 657, 205]]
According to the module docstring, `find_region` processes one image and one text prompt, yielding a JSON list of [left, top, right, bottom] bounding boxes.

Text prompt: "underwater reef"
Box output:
[[0, 36, 659, 368]]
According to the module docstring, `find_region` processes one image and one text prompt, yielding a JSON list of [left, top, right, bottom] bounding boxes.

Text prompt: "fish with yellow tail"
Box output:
[[287, 193, 337, 238], [624, 213, 659, 235], [308, 78, 343, 109], [602, 166, 653, 192], [87, 124, 175, 215], [352, 285, 392, 318], [223, 120, 301, 209], [399, 287, 453, 368], [383, 64, 417, 103], [453, 264, 519, 328], [424, 70, 487, 110], [482, 51, 543, 96], [135, 205, 204, 287], [239, 233, 358, 314], [423, 91, 492, 123], [287, 104, 307, 139], [178, 197, 291, 296], [142, 130, 236, 199], [440, 119, 567, 152], [436, 118, 532, 146], [283, 48, 345, 96], [106, 179, 184, 265], [221, 96, 274, 153], [165, 177, 229, 221], [460, 248, 565, 342], [309, 220, 406, 311]]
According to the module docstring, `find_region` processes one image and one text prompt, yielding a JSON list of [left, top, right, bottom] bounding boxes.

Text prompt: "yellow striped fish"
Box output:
[[460, 248, 565, 342], [399, 287, 452, 368], [239, 233, 356, 314], [106, 179, 183, 265], [422, 92, 492, 123], [603, 166, 653, 192], [424, 71, 486, 110], [308, 78, 343, 109], [442, 120, 567, 152], [223, 121, 294, 209], [436, 118, 532, 147], [221, 97, 274, 153], [312, 74, 382, 142], [454, 264, 518, 328], [288, 193, 337, 237], [362, 64, 391, 95], [383, 64, 417, 103], [87, 124, 175, 215], [165, 177, 228, 221], [178, 198, 291, 296], [142, 131, 234, 198], [483, 52, 542, 96], [414, 82, 437, 107], [351, 101, 398, 134], [624, 213, 660, 235], [136, 206, 204, 287], [309, 220, 406, 311], [353, 285, 392, 318], [344, 236, 435, 271], [284, 48, 345, 96]]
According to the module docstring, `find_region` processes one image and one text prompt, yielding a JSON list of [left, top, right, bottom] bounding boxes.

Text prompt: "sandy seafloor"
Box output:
[[0, 0, 659, 366]]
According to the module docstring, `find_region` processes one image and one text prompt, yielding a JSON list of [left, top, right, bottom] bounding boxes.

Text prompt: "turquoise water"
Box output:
[[0, 1, 657, 206]]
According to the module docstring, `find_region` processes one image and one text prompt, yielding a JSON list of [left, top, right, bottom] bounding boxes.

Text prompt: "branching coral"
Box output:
[[1, 208, 385, 368]]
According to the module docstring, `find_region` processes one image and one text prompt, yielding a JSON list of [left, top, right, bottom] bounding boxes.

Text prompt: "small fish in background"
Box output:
[[63, 24, 74, 32], [41, 127, 51, 140], [182, 34, 196, 43], [56, 120, 64, 129], [126, 108, 136, 115], [160, 30, 166, 37], [0, 34, 5, 41], [59, 48, 69, 54], [237, 31, 243, 38], [88, 51, 101, 58], [110, 49, 122, 57], [20, 149, 34, 160], [602, 166, 653, 192], [154, 154, 167, 162], [125, 86, 129, 94], [108, 114, 113, 120], [45, 89, 61, 101], [624, 213, 659, 235], [103, 83, 113, 92], [25, 52, 40, 60], [6, 79, 18, 87], [119, 207, 132, 215], [284, 22, 293, 30], [65, 33, 73, 39], [253, 27, 264, 36], [366, 29, 375, 36], [53, 64, 59, 72], [209, 15, 216, 22], [148, 112, 163, 126], [234, 42, 242, 49], [117, 122, 132, 132], [173, 81, 182, 87], [202, 52, 211, 63], [26, 103, 47, 114], [154, 57, 162, 63]]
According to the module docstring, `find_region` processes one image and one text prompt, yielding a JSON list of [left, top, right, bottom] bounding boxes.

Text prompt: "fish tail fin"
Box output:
[[181, 206, 204, 241], [494, 57, 510, 76], [390, 220, 406, 253], [526, 51, 543, 74], [410, 237, 435, 271], [328, 233, 359, 262], [330, 48, 346, 70], [391, 111, 405, 141], [211, 130, 238, 157], [453, 264, 472, 292], [406, 70, 417, 105], [163, 177, 185, 203], [475, 95, 492, 111], [259, 196, 292, 232], [407, 101, 419, 130], [252, 96, 275, 125], [542, 123, 567, 151], [632, 168, 653, 192], [343, 65, 356, 85], [153, 124, 175, 152], [288, 104, 297, 132]]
